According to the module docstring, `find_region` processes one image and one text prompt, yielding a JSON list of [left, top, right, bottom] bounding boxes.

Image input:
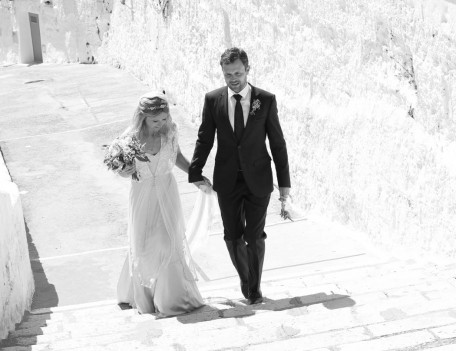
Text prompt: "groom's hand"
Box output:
[[279, 187, 292, 221], [193, 176, 212, 191], [202, 176, 212, 187]]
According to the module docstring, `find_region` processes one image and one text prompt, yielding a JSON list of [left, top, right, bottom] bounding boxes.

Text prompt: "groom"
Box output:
[[189, 47, 290, 305]]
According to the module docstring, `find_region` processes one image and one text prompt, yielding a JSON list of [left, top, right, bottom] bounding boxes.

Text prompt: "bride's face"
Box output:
[[144, 111, 168, 134]]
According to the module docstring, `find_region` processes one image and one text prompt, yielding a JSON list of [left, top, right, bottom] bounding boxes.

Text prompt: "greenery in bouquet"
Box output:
[[103, 134, 149, 181]]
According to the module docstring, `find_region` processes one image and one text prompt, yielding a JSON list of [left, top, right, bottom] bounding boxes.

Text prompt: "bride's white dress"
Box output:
[[117, 129, 204, 317]]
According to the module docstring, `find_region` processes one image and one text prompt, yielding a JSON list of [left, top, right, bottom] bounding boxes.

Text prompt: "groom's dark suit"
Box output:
[[189, 83, 290, 301]]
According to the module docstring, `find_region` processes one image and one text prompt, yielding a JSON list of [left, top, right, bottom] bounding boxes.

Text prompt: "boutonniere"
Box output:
[[249, 99, 261, 116]]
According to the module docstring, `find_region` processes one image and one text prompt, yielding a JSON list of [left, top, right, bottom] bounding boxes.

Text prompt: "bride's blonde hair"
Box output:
[[130, 92, 175, 141]]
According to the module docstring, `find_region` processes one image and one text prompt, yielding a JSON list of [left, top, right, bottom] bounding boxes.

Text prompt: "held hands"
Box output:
[[193, 176, 212, 193]]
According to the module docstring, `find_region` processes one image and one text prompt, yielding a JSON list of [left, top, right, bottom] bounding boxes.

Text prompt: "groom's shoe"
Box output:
[[247, 296, 263, 305], [247, 289, 263, 305]]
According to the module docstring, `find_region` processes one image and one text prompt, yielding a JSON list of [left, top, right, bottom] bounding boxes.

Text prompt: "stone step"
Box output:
[[6, 255, 393, 331], [3, 269, 456, 350], [4, 307, 456, 351], [2, 257, 455, 350]]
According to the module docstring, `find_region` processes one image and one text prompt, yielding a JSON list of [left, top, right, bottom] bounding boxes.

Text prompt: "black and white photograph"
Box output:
[[1, 0, 456, 350]]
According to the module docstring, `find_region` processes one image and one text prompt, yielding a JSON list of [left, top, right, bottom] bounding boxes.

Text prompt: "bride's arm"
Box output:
[[176, 147, 212, 187], [176, 146, 190, 173]]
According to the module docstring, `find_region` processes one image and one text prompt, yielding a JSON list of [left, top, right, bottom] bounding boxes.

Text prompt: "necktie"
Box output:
[[233, 94, 244, 142]]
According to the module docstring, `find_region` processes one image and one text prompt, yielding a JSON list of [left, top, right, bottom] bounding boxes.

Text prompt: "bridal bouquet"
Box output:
[[103, 134, 149, 181]]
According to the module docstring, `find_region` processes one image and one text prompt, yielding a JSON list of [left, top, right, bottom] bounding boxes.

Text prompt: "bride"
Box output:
[[116, 91, 209, 317]]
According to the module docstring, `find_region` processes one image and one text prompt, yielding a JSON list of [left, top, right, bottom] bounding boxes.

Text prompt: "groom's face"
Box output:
[[222, 59, 250, 93]]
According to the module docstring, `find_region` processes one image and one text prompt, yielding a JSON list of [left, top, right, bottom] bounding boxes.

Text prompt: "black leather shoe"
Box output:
[[247, 296, 263, 305]]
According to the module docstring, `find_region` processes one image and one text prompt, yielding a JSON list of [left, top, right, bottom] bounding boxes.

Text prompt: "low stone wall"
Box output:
[[0, 150, 34, 340]]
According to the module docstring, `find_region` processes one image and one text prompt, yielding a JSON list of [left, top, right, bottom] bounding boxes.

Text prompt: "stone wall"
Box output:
[[0, 150, 34, 340], [99, 0, 456, 257]]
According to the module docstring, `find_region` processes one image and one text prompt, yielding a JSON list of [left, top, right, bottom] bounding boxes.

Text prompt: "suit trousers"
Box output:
[[217, 171, 270, 299]]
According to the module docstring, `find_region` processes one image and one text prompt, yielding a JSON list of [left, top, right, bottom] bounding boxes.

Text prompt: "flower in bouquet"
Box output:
[[103, 134, 149, 181]]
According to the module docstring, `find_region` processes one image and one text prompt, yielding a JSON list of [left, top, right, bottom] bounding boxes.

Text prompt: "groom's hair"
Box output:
[[220, 47, 249, 69]]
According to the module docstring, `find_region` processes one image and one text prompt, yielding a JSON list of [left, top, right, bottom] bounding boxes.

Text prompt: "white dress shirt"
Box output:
[[228, 83, 251, 131]]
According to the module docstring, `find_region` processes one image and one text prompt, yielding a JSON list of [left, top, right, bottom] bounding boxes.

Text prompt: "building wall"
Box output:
[[0, 0, 112, 64], [99, 0, 456, 257]]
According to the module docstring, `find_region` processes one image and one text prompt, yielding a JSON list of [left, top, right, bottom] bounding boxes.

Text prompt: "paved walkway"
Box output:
[[1, 64, 456, 351]]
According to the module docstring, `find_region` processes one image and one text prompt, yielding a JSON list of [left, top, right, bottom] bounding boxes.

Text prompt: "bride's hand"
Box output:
[[118, 164, 135, 178], [202, 176, 212, 187]]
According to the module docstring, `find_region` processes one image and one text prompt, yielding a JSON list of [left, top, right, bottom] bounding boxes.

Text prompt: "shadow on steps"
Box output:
[[176, 292, 356, 324]]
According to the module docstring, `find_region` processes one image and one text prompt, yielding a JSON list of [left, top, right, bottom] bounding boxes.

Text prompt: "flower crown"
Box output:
[[144, 102, 168, 112]]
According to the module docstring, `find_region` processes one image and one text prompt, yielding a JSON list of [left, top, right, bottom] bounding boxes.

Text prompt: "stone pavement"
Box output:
[[1, 63, 456, 350]]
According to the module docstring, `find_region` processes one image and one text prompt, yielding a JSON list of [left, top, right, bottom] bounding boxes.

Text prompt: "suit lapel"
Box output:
[[243, 84, 259, 135]]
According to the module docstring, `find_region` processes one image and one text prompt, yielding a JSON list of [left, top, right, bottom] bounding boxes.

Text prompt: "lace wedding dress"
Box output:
[[117, 129, 204, 317]]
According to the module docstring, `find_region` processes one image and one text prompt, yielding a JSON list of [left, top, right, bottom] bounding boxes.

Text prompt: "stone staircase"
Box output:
[[1, 62, 455, 351], [2, 252, 456, 351]]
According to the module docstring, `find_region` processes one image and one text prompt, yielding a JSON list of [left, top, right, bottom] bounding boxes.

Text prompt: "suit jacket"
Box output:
[[189, 84, 290, 197]]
